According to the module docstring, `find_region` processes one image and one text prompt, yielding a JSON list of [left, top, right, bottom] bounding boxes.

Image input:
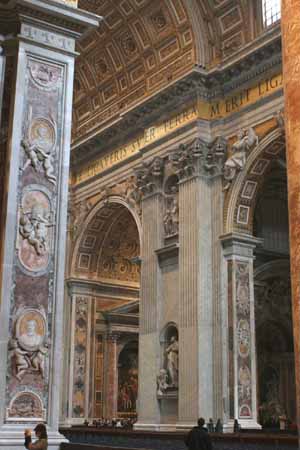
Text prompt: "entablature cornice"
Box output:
[[66, 277, 139, 299]]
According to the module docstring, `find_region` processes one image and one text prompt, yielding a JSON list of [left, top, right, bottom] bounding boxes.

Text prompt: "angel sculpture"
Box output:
[[223, 128, 258, 190]]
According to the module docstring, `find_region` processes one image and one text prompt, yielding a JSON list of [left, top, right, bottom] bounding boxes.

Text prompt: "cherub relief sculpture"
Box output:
[[10, 309, 48, 381], [223, 128, 258, 190], [21, 139, 56, 185], [19, 204, 53, 256]]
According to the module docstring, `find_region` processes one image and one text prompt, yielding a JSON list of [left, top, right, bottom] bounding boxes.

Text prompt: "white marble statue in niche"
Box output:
[[223, 128, 258, 190], [163, 186, 179, 237], [165, 335, 179, 388], [157, 369, 169, 395]]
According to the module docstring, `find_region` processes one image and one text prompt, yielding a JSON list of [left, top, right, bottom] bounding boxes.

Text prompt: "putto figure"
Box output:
[[223, 128, 258, 190], [19, 204, 53, 256], [21, 139, 56, 185]]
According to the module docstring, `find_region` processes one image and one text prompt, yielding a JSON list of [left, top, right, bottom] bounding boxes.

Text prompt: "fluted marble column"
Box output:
[[177, 175, 213, 427], [0, 3, 99, 449], [281, 1, 300, 441], [172, 137, 226, 428], [134, 158, 164, 430], [221, 233, 261, 430]]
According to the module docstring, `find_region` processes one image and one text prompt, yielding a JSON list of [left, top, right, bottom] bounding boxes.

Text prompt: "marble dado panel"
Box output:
[[5, 57, 65, 422], [72, 72, 283, 186]]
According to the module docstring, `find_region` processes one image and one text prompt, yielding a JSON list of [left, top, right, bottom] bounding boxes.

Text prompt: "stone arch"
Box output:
[[224, 126, 285, 235], [71, 196, 142, 280], [254, 259, 295, 422]]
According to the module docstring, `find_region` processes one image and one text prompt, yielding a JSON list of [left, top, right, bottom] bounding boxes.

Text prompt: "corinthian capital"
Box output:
[[134, 156, 164, 197], [170, 136, 227, 181]]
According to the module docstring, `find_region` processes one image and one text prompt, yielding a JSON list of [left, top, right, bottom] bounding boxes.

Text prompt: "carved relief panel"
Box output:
[[72, 296, 89, 418], [5, 55, 65, 422], [235, 261, 253, 419]]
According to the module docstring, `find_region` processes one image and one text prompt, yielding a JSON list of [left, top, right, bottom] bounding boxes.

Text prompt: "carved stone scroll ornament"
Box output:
[[135, 156, 164, 196], [169, 136, 227, 180], [9, 307, 48, 381], [223, 128, 258, 190]]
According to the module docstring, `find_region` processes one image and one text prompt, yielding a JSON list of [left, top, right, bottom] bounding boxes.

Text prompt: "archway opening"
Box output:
[[253, 163, 296, 428], [69, 202, 140, 423]]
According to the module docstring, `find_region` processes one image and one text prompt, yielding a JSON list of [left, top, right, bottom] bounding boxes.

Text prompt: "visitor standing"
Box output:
[[185, 418, 213, 450], [24, 423, 48, 450]]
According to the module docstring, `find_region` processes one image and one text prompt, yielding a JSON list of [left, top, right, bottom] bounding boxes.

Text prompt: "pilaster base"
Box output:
[[0, 427, 68, 450], [223, 420, 234, 433], [134, 422, 161, 431], [239, 419, 262, 430], [176, 422, 196, 430]]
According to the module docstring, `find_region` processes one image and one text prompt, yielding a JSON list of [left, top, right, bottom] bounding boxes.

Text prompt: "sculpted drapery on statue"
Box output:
[[166, 336, 179, 388], [223, 128, 258, 190]]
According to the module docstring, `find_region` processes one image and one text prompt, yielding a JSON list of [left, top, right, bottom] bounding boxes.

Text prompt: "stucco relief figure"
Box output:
[[19, 204, 53, 256], [165, 336, 179, 388], [21, 139, 56, 185], [10, 310, 47, 381], [157, 369, 169, 395], [223, 128, 258, 190]]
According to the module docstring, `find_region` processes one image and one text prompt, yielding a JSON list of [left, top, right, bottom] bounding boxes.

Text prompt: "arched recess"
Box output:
[[254, 260, 296, 425], [117, 340, 139, 417], [71, 196, 142, 279], [67, 197, 141, 422], [224, 127, 285, 235]]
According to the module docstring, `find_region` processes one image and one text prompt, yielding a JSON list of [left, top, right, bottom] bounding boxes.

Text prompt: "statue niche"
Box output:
[[157, 324, 178, 397], [163, 175, 179, 240]]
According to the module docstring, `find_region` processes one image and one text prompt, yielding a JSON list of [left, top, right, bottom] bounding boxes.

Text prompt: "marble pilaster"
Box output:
[[0, 3, 99, 449], [134, 158, 164, 430], [104, 334, 119, 419], [221, 233, 262, 430], [172, 137, 226, 428], [281, 0, 300, 442]]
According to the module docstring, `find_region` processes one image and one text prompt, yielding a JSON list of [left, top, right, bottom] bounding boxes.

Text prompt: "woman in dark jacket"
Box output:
[[24, 423, 48, 450]]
